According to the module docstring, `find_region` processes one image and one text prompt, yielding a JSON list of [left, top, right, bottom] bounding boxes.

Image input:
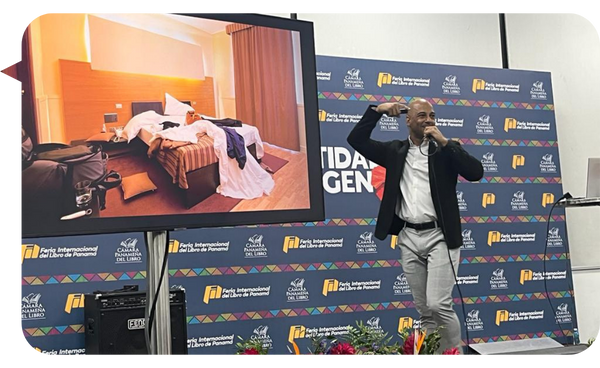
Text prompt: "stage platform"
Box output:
[[469, 338, 590, 355]]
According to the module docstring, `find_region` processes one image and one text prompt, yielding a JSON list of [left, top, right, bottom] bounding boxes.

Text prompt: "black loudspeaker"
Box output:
[[84, 289, 188, 354]]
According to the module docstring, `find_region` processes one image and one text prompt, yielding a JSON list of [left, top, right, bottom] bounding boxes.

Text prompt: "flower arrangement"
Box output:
[[327, 342, 357, 355], [442, 347, 461, 355], [342, 320, 402, 354], [398, 326, 460, 354], [398, 325, 443, 355], [303, 321, 459, 355], [235, 335, 269, 355], [308, 336, 336, 355], [307, 321, 401, 355]]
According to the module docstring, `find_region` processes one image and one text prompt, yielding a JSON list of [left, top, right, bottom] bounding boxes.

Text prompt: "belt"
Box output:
[[404, 220, 439, 231]]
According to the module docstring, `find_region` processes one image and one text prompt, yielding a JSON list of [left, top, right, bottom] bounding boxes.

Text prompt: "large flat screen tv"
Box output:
[[21, 13, 324, 238]]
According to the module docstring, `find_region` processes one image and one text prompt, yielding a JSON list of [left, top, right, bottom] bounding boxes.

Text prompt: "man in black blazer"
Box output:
[[347, 99, 483, 353]]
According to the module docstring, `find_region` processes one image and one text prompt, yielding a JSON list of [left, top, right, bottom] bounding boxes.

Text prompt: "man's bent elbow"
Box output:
[[347, 133, 361, 151], [466, 165, 484, 182]]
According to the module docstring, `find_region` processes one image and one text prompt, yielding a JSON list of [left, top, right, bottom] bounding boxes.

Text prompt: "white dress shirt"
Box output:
[[395, 137, 438, 224]]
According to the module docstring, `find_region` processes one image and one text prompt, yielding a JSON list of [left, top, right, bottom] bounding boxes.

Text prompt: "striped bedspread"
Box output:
[[156, 134, 218, 189]]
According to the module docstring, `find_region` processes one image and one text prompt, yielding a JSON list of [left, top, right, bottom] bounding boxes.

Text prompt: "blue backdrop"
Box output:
[[22, 55, 575, 354]]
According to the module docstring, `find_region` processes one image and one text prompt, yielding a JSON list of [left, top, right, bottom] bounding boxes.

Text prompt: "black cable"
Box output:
[[419, 138, 439, 157], [407, 120, 466, 350], [144, 231, 171, 353], [429, 147, 471, 354], [144, 233, 151, 352], [543, 193, 573, 344], [150, 231, 170, 345], [560, 200, 579, 344]]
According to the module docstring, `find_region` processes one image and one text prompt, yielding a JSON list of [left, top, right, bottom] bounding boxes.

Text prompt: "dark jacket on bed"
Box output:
[[221, 127, 246, 169]]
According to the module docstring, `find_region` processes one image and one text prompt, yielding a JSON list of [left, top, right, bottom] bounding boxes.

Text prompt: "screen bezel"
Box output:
[[22, 13, 324, 238]]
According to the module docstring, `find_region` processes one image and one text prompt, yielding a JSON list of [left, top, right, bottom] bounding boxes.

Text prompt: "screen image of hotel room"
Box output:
[[27, 14, 310, 217]]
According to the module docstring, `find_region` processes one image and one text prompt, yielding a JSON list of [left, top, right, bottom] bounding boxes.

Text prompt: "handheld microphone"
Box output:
[[419, 134, 439, 157], [420, 121, 439, 156], [425, 133, 439, 147]]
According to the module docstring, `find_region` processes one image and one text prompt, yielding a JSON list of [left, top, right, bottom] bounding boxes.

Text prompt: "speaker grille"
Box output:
[[85, 290, 187, 354]]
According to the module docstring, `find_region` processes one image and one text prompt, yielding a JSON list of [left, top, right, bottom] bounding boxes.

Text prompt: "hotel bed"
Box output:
[[131, 101, 264, 209]]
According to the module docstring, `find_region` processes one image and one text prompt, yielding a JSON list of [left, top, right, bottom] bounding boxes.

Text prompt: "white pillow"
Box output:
[[164, 93, 194, 116], [124, 110, 163, 142]]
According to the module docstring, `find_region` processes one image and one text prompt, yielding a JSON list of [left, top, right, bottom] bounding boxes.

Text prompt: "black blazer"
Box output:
[[347, 106, 484, 249]]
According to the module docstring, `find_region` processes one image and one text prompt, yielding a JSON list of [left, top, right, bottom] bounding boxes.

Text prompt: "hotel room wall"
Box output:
[[29, 14, 219, 144], [90, 14, 218, 78], [87, 15, 205, 81], [59, 60, 215, 143], [30, 14, 88, 143]]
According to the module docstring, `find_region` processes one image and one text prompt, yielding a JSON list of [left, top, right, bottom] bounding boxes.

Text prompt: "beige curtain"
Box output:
[[227, 24, 300, 151]]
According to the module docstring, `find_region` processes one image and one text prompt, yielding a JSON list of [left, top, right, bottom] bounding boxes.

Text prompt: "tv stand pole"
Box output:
[[144, 230, 172, 355]]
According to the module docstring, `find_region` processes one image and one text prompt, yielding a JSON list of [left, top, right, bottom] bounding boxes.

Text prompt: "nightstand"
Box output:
[[100, 138, 134, 158]]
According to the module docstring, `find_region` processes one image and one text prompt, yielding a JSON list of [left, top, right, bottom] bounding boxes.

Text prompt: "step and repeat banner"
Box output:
[[22, 55, 576, 354]]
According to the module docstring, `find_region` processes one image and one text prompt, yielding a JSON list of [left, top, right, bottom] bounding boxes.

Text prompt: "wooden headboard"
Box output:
[[131, 102, 164, 117], [59, 60, 215, 143], [131, 101, 194, 119]]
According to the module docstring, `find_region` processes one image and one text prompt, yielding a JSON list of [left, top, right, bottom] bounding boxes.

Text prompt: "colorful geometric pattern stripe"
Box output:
[[468, 330, 571, 344], [23, 325, 85, 337], [21, 324, 571, 341], [21, 261, 401, 285], [457, 138, 558, 147], [246, 218, 379, 228], [186, 293, 571, 325], [461, 215, 565, 224], [187, 301, 416, 324], [169, 260, 401, 278], [16, 214, 565, 237], [22, 254, 570, 285], [22, 271, 147, 286], [454, 290, 573, 304], [459, 177, 562, 184], [317, 92, 555, 111], [461, 253, 569, 264]]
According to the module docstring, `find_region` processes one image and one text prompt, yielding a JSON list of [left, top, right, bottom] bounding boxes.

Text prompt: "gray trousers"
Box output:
[[397, 226, 462, 352]]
